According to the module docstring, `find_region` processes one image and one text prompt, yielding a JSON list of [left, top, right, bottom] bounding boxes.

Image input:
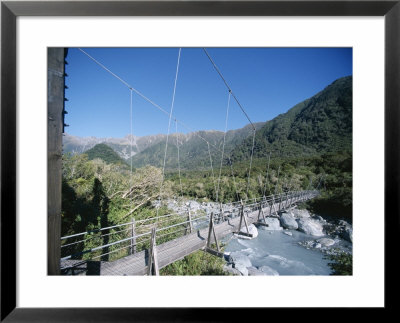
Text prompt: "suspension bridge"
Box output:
[[61, 191, 319, 275], [59, 48, 323, 275]]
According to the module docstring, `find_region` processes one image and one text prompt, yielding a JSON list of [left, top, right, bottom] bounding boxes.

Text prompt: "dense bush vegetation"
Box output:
[[160, 248, 229, 276], [325, 250, 353, 275]]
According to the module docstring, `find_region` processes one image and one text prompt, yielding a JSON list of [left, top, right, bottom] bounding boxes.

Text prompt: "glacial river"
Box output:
[[223, 228, 333, 275]]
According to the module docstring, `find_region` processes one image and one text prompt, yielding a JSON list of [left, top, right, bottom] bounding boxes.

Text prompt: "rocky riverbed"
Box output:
[[222, 208, 353, 276], [159, 198, 352, 276]]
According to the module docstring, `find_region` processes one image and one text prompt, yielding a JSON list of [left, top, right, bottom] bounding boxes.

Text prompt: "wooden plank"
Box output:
[[147, 227, 159, 275], [130, 218, 136, 255], [212, 220, 220, 251], [187, 210, 193, 234], [152, 237, 159, 276], [206, 213, 213, 247], [236, 231, 253, 238], [204, 247, 224, 258]]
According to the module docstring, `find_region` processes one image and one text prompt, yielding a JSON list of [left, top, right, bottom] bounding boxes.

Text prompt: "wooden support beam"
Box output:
[[205, 212, 222, 257], [235, 201, 253, 238], [188, 210, 193, 233], [185, 209, 193, 235], [219, 202, 225, 222], [204, 247, 224, 258], [129, 218, 136, 255], [237, 200, 250, 234], [147, 227, 159, 276], [236, 231, 253, 238], [208, 213, 220, 251], [269, 195, 279, 217], [257, 200, 268, 224]]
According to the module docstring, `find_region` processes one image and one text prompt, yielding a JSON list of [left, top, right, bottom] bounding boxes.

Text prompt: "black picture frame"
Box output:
[[1, 0, 398, 321]]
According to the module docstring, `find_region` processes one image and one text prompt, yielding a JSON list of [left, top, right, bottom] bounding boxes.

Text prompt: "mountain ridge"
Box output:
[[64, 75, 352, 170], [230, 75, 352, 161], [63, 122, 266, 169]]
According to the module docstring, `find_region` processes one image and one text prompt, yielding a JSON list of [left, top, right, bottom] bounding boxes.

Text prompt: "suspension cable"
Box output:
[[216, 91, 231, 202], [202, 48, 258, 201], [203, 48, 255, 131], [175, 119, 183, 198], [158, 48, 182, 215], [262, 152, 272, 197], [245, 129, 257, 197], [129, 89, 134, 212], [78, 48, 224, 155], [228, 156, 240, 201], [274, 166, 281, 195], [207, 142, 217, 201]]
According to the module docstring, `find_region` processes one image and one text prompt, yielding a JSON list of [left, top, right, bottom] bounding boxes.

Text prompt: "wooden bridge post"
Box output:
[[185, 209, 193, 235], [204, 212, 223, 258], [147, 227, 159, 276], [284, 191, 290, 209], [269, 195, 279, 217], [289, 191, 294, 207], [48, 48, 67, 275], [256, 200, 268, 226], [129, 218, 136, 255], [206, 213, 219, 250], [269, 196, 274, 217], [237, 200, 251, 237], [279, 193, 283, 212], [285, 192, 289, 209]]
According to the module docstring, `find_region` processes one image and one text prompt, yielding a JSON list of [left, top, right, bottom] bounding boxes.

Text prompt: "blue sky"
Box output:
[[64, 47, 352, 138]]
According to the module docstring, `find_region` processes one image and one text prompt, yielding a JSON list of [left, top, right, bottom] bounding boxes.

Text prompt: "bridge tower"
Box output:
[[48, 48, 68, 275]]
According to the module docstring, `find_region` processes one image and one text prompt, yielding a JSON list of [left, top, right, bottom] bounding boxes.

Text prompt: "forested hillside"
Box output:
[[128, 122, 265, 170], [85, 143, 129, 166], [231, 76, 352, 161]]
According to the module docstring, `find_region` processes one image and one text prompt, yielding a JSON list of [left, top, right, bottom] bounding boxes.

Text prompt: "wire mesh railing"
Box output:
[[60, 190, 318, 275]]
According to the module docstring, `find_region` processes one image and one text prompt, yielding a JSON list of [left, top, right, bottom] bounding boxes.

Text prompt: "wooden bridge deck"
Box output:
[[84, 192, 316, 275]]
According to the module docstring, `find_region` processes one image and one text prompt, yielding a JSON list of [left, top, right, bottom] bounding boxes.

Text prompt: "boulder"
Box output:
[[228, 252, 252, 268], [280, 212, 298, 230], [238, 223, 258, 238], [258, 265, 279, 276], [223, 264, 241, 276], [296, 218, 324, 236], [235, 264, 248, 276], [291, 209, 311, 219], [189, 201, 200, 210], [317, 238, 336, 247], [334, 220, 353, 243], [247, 266, 268, 276], [167, 202, 176, 210], [262, 218, 283, 231], [338, 220, 350, 227], [315, 215, 327, 223], [341, 226, 353, 242]]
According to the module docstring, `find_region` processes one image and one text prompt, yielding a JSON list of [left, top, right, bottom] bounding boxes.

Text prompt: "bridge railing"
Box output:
[[60, 190, 318, 274]]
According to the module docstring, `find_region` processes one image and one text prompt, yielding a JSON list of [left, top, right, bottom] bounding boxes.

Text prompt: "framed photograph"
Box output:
[[1, 0, 398, 320]]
